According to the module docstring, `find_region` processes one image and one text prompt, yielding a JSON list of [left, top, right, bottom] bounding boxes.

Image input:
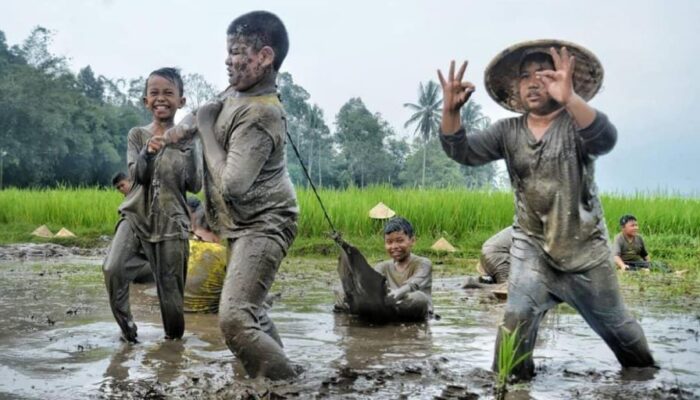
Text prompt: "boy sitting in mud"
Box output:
[[103, 67, 201, 343], [170, 11, 300, 380], [336, 217, 433, 322], [374, 217, 433, 320], [437, 40, 655, 379], [612, 214, 650, 270]]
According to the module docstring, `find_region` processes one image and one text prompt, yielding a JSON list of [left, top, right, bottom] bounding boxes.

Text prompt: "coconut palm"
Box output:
[[461, 100, 490, 133], [403, 81, 442, 187]]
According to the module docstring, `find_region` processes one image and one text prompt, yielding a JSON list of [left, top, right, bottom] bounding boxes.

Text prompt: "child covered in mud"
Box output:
[[103, 67, 201, 343], [374, 217, 433, 320], [335, 217, 432, 322], [169, 11, 300, 380], [437, 40, 655, 379], [612, 214, 650, 270]]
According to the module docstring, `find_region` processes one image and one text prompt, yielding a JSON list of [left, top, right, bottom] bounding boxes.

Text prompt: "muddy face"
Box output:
[[518, 60, 560, 116], [225, 35, 272, 91], [142, 75, 185, 123], [384, 231, 415, 264]]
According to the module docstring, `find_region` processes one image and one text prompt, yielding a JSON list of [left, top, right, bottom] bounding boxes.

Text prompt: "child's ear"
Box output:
[[179, 96, 187, 109], [142, 97, 148, 107], [260, 46, 275, 69]]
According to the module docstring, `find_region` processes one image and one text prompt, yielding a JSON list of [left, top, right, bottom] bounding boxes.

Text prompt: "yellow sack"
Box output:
[[184, 241, 227, 313]]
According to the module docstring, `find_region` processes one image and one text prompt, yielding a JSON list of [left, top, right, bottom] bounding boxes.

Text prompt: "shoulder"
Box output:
[[374, 260, 392, 272], [238, 96, 285, 123], [612, 233, 623, 243], [411, 254, 432, 267]]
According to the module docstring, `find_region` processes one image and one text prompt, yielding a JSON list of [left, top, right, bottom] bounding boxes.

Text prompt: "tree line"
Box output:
[[0, 27, 498, 190]]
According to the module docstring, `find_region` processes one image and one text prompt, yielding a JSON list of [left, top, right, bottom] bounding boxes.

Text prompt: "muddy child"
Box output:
[[612, 214, 650, 270], [174, 11, 299, 380], [437, 40, 655, 379], [103, 67, 201, 343]]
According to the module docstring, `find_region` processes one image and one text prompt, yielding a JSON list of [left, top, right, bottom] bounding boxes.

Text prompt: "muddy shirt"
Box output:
[[201, 88, 298, 248], [441, 111, 617, 272], [612, 233, 648, 263], [374, 254, 432, 298], [120, 126, 202, 242]]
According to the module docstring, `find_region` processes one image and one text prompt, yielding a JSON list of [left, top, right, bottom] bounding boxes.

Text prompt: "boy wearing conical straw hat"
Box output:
[[437, 40, 655, 379]]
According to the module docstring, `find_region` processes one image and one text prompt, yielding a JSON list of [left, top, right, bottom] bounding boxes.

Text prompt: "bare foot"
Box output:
[[196, 101, 223, 135]]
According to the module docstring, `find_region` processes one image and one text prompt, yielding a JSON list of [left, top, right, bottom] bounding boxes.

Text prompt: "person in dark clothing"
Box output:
[[103, 67, 201, 343], [437, 40, 655, 380]]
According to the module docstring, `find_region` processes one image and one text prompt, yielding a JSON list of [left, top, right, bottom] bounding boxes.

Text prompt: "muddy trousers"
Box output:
[[493, 237, 655, 380], [103, 220, 189, 341], [219, 235, 295, 380], [393, 291, 431, 321]]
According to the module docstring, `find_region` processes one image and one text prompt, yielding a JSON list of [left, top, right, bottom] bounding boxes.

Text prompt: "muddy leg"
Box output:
[[219, 236, 296, 380], [103, 220, 148, 342], [565, 262, 656, 368], [142, 239, 188, 339], [492, 240, 558, 381]]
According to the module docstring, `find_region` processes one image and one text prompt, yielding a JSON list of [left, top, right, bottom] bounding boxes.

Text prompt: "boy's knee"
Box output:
[[219, 303, 258, 339]]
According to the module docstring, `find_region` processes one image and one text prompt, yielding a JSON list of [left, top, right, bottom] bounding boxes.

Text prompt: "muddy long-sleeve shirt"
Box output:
[[200, 87, 298, 248], [119, 126, 202, 242], [441, 111, 617, 272], [374, 254, 433, 298]]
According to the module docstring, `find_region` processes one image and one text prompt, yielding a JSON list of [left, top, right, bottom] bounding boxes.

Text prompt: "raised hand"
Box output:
[[146, 135, 165, 154], [535, 47, 576, 106], [437, 60, 475, 134]]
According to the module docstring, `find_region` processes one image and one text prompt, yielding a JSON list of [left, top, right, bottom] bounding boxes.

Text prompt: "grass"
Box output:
[[1, 186, 699, 271], [496, 325, 531, 400]]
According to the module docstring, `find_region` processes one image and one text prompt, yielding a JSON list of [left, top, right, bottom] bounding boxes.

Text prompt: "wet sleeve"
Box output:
[[577, 110, 617, 157], [127, 128, 154, 184], [185, 137, 203, 193], [439, 121, 505, 166], [200, 107, 275, 200], [404, 258, 432, 292], [373, 262, 388, 277]]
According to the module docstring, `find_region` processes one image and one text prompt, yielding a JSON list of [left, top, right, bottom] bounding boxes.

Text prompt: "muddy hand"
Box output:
[[196, 101, 223, 135], [147, 135, 165, 154], [535, 47, 576, 105], [438, 60, 475, 134], [164, 124, 196, 145]]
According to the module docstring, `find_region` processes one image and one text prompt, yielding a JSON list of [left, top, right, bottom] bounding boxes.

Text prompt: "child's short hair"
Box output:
[[519, 51, 555, 74], [144, 67, 184, 97], [112, 171, 128, 186], [384, 217, 415, 238], [227, 11, 289, 71], [619, 214, 637, 227]]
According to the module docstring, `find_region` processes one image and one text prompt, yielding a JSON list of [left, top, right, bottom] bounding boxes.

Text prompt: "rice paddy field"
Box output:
[[1, 186, 698, 269]]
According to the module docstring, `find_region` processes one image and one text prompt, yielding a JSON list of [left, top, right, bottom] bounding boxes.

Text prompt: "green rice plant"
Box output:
[[496, 325, 531, 400]]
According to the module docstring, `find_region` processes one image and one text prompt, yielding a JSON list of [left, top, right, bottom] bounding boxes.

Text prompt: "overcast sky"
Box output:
[[2, 0, 699, 195]]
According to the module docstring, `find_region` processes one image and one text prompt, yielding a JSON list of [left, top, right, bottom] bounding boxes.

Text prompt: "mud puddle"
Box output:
[[0, 257, 698, 399]]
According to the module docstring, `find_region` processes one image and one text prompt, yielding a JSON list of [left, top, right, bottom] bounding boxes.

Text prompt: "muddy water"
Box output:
[[0, 258, 698, 399]]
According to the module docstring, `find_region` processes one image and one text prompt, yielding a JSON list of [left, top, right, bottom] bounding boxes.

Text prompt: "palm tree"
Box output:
[[403, 81, 442, 187], [460, 100, 490, 133]]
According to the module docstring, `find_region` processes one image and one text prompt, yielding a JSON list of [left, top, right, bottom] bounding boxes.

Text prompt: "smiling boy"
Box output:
[[373, 217, 433, 320], [437, 40, 655, 379], [103, 67, 201, 343]]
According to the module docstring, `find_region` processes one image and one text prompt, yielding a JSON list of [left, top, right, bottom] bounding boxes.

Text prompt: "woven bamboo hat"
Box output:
[[484, 39, 604, 113]]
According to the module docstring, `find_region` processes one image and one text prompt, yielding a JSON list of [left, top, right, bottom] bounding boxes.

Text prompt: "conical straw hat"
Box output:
[[54, 228, 76, 238], [368, 202, 396, 219], [484, 39, 604, 113], [32, 225, 54, 238], [431, 237, 456, 252]]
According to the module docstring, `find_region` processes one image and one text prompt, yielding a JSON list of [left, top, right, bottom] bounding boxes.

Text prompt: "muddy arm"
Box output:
[[577, 110, 617, 157], [403, 258, 432, 292], [126, 128, 154, 184], [440, 121, 505, 167]]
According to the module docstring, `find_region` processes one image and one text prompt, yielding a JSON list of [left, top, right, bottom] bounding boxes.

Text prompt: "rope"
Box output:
[[284, 125, 339, 238]]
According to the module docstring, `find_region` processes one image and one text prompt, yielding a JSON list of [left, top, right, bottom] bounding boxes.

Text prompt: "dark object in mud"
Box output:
[[336, 239, 393, 322]]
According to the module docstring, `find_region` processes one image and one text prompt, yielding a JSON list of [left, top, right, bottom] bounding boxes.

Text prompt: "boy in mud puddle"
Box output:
[[103, 67, 201, 343], [169, 11, 300, 380], [437, 40, 655, 379], [612, 214, 651, 270], [373, 217, 433, 320], [335, 217, 433, 321]]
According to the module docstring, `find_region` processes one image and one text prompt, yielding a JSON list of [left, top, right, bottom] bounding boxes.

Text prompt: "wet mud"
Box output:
[[0, 256, 698, 399]]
